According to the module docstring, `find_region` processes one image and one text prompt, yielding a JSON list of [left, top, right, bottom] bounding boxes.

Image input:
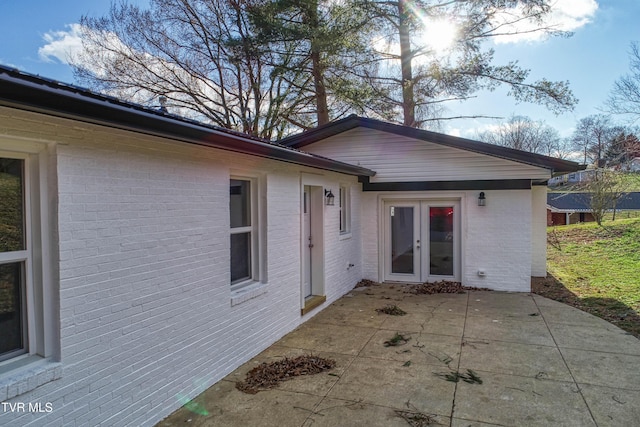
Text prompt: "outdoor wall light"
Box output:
[[324, 189, 335, 206], [478, 192, 486, 207]]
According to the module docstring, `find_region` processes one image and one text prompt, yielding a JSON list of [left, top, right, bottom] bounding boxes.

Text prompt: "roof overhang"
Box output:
[[281, 115, 584, 175], [0, 66, 375, 178]]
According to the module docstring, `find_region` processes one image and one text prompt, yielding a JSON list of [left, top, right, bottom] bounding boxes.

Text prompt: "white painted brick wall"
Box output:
[[464, 190, 532, 291], [359, 190, 533, 292], [320, 177, 363, 304], [0, 109, 362, 427], [361, 192, 380, 281]]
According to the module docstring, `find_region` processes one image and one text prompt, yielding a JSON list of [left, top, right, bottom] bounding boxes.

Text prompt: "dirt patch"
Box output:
[[406, 281, 492, 295], [235, 354, 336, 394], [531, 276, 581, 304]]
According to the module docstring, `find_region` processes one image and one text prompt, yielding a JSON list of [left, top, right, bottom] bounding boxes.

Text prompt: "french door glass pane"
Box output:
[[0, 262, 25, 357], [230, 179, 251, 228], [230, 232, 251, 283], [0, 158, 25, 252], [391, 207, 414, 274], [430, 207, 454, 276]]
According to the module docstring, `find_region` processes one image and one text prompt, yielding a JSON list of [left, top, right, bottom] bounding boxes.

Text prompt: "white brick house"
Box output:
[[0, 66, 582, 426]]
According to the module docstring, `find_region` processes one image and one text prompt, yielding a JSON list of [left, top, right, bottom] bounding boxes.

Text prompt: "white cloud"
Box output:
[[492, 0, 599, 44], [38, 23, 84, 64]]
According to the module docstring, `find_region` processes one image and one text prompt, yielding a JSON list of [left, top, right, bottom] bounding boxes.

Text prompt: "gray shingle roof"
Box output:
[[547, 192, 640, 212]]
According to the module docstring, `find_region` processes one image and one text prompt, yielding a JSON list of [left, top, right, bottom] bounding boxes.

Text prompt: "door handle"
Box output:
[[308, 244, 314, 248]]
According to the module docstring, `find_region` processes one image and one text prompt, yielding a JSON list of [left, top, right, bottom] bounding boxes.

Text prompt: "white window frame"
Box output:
[[0, 143, 61, 397], [339, 184, 351, 235], [0, 152, 32, 362], [229, 175, 263, 292]]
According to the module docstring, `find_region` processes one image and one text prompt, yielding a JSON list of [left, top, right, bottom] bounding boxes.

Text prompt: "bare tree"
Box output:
[[477, 115, 568, 156], [72, 0, 311, 139], [72, 0, 578, 135], [607, 42, 640, 123], [571, 115, 622, 166], [580, 169, 631, 225]]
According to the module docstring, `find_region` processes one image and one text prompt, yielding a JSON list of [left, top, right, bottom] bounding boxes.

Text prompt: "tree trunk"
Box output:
[[312, 50, 330, 125], [308, 1, 330, 126], [398, 0, 415, 127]]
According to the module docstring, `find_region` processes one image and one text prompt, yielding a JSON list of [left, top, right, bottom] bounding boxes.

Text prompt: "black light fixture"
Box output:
[[478, 192, 486, 207], [324, 189, 335, 206]]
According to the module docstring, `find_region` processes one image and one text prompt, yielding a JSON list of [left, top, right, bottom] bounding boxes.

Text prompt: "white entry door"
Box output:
[[384, 201, 460, 283], [302, 186, 312, 298], [301, 185, 324, 300]]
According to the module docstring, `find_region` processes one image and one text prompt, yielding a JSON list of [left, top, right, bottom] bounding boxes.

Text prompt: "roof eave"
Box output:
[[0, 68, 375, 178], [282, 115, 584, 174]]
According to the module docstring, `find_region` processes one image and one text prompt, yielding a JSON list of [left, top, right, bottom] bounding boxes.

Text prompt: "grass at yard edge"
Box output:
[[534, 218, 640, 339]]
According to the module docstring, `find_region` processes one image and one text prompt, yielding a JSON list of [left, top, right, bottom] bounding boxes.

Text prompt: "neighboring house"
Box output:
[[0, 66, 582, 427], [547, 192, 640, 225], [546, 193, 595, 225], [548, 169, 594, 187]]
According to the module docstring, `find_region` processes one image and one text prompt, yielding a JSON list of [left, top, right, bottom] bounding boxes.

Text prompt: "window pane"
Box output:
[[0, 262, 26, 358], [230, 232, 251, 284], [391, 207, 414, 274], [0, 158, 25, 252], [230, 179, 251, 228], [430, 207, 454, 276]]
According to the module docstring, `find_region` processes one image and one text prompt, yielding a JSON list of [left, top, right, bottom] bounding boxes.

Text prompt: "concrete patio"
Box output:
[[157, 284, 640, 427]]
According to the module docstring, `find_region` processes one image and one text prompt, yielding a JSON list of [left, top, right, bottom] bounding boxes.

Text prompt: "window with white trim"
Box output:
[[0, 157, 28, 362], [339, 185, 350, 234], [0, 143, 59, 394], [230, 177, 259, 288]]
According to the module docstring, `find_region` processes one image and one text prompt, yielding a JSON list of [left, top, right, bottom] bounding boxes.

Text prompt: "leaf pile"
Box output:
[[376, 304, 407, 316], [407, 281, 492, 295], [236, 355, 336, 394]]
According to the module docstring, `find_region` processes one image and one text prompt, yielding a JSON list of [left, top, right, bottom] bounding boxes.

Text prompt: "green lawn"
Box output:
[[537, 218, 640, 337]]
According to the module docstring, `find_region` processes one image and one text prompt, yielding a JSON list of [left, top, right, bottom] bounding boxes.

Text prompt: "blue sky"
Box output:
[[1, 0, 639, 138]]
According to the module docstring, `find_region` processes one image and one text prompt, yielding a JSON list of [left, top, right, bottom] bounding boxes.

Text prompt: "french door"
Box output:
[[384, 200, 460, 283]]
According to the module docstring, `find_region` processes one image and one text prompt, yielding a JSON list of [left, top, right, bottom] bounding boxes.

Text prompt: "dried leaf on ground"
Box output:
[[435, 369, 483, 384], [355, 279, 378, 288], [376, 304, 407, 316], [384, 333, 411, 347], [236, 354, 336, 394], [407, 281, 492, 295], [394, 409, 441, 426]]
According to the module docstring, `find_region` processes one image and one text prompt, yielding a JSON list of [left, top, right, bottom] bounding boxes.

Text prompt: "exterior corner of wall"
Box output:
[[531, 186, 547, 277]]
